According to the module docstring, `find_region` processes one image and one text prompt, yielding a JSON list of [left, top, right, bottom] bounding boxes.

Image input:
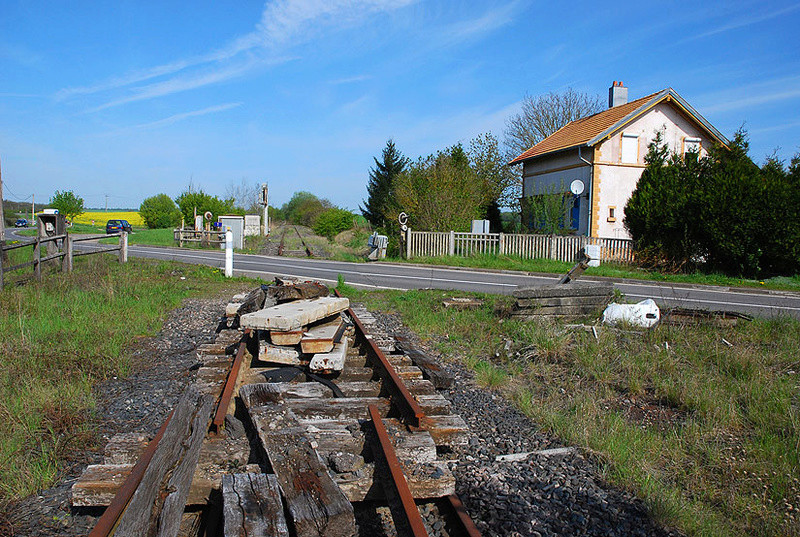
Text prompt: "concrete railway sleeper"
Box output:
[[75, 285, 480, 537]]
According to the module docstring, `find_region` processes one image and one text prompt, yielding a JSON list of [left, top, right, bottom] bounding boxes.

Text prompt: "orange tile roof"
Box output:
[[509, 90, 665, 164]]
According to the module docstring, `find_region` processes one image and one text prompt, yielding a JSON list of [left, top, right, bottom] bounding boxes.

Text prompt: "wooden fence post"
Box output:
[[448, 231, 455, 256], [63, 234, 73, 273], [119, 232, 128, 263], [33, 238, 41, 280], [498, 233, 505, 255]]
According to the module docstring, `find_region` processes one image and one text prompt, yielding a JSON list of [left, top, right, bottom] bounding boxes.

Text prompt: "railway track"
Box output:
[[80, 285, 480, 537], [276, 224, 313, 258]]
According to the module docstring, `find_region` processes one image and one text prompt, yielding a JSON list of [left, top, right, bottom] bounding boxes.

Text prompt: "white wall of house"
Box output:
[[595, 102, 713, 165], [591, 101, 717, 239]]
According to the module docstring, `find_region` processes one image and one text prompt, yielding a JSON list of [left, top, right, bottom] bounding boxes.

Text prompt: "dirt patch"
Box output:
[[607, 396, 690, 433]]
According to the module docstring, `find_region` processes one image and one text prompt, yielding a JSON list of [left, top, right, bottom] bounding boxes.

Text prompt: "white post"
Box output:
[[225, 230, 233, 277], [405, 228, 412, 259], [119, 231, 128, 263], [448, 230, 455, 256]]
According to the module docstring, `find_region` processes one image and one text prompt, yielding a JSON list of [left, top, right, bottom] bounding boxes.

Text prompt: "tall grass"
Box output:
[[0, 256, 239, 500], [342, 287, 800, 536]]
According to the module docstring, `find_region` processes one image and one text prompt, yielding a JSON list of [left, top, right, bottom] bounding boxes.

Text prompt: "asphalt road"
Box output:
[[63, 238, 800, 319]]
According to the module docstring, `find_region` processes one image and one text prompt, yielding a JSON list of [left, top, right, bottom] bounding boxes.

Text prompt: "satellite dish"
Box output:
[[570, 180, 585, 196]]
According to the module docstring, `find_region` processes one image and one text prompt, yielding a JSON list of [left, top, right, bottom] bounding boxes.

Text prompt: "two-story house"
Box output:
[[510, 82, 728, 239]]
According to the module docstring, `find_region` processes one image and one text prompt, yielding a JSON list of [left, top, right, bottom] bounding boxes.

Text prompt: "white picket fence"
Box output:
[[406, 230, 634, 264]]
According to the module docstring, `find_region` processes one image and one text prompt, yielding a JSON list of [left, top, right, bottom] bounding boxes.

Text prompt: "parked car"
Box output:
[[14, 218, 28, 228], [106, 219, 132, 234]]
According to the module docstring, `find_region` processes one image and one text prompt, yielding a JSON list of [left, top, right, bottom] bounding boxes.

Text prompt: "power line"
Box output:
[[1, 182, 33, 202]]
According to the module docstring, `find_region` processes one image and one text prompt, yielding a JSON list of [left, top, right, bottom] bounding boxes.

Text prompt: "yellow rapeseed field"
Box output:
[[74, 211, 144, 227]]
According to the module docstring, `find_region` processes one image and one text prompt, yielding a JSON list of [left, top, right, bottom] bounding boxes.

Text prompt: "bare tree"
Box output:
[[225, 178, 261, 213], [504, 88, 604, 158]]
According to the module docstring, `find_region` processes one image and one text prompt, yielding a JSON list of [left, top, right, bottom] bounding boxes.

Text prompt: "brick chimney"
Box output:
[[608, 81, 628, 108]]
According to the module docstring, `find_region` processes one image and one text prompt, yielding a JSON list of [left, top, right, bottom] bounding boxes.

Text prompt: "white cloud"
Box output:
[[57, 0, 415, 108], [700, 75, 800, 113], [433, 1, 521, 47], [132, 102, 243, 130], [86, 57, 274, 112], [330, 75, 373, 85], [678, 3, 800, 44]]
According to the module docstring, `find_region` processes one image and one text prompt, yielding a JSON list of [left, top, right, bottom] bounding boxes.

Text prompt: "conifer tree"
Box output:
[[361, 139, 408, 229]]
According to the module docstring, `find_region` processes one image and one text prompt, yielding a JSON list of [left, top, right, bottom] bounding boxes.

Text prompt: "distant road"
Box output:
[[63, 238, 800, 319]]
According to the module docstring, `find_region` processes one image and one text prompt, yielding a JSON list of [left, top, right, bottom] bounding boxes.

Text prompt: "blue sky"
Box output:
[[2, 0, 799, 210]]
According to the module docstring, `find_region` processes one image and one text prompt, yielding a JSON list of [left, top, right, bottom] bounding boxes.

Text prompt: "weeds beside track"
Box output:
[[340, 287, 800, 537], [0, 256, 244, 502]]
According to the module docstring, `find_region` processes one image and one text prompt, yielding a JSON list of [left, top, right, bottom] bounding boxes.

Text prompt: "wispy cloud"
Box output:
[[678, 3, 800, 44], [435, 1, 521, 47], [0, 92, 44, 98], [750, 119, 800, 135], [330, 74, 372, 85], [58, 0, 415, 110], [0, 43, 43, 67], [85, 58, 273, 113], [100, 102, 243, 137], [700, 75, 800, 113], [133, 102, 243, 129]]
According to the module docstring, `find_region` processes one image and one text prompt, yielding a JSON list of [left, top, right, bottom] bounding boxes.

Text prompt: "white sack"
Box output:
[[602, 299, 660, 328]]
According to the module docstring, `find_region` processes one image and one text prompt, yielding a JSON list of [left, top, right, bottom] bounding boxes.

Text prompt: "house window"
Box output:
[[607, 206, 616, 222], [684, 137, 701, 155], [621, 134, 639, 163]]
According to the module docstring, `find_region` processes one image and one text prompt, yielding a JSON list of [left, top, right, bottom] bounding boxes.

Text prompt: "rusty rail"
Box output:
[[344, 293, 482, 535], [368, 404, 429, 537], [277, 227, 287, 256], [210, 329, 251, 433], [336, 290, 425, 428], [447, 494, 483, 537], [293, 225, 313, 257], [88, 410, 174, 537]]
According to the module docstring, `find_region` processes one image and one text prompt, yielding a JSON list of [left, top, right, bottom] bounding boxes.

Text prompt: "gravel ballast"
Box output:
[[369, 308, 683, 537]]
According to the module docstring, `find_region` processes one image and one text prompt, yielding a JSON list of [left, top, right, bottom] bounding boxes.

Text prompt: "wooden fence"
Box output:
[[173, 228, 226, 247], [0, 232, 128, 290], [406, 229, 634, 264]]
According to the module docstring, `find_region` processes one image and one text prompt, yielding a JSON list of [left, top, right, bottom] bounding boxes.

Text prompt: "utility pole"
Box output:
[[0, 155, 7, 264], [105, 194, 109, 212], [0, 155, 5, 244], [31, 193, 34, 224]]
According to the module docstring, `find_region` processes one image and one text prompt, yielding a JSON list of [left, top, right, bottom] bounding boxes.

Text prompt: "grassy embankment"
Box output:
[[387, 254, 800, 292], [0, 255, 248, 502], [337, 284, 800, 537]]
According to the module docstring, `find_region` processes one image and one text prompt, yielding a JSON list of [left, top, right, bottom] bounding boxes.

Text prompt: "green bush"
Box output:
[[314, 208, 355, 239], [174, 189, 237, 225], [281, 192, 333, 228], [139, 194, 182, 229], [625, 130, 800, 277]]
